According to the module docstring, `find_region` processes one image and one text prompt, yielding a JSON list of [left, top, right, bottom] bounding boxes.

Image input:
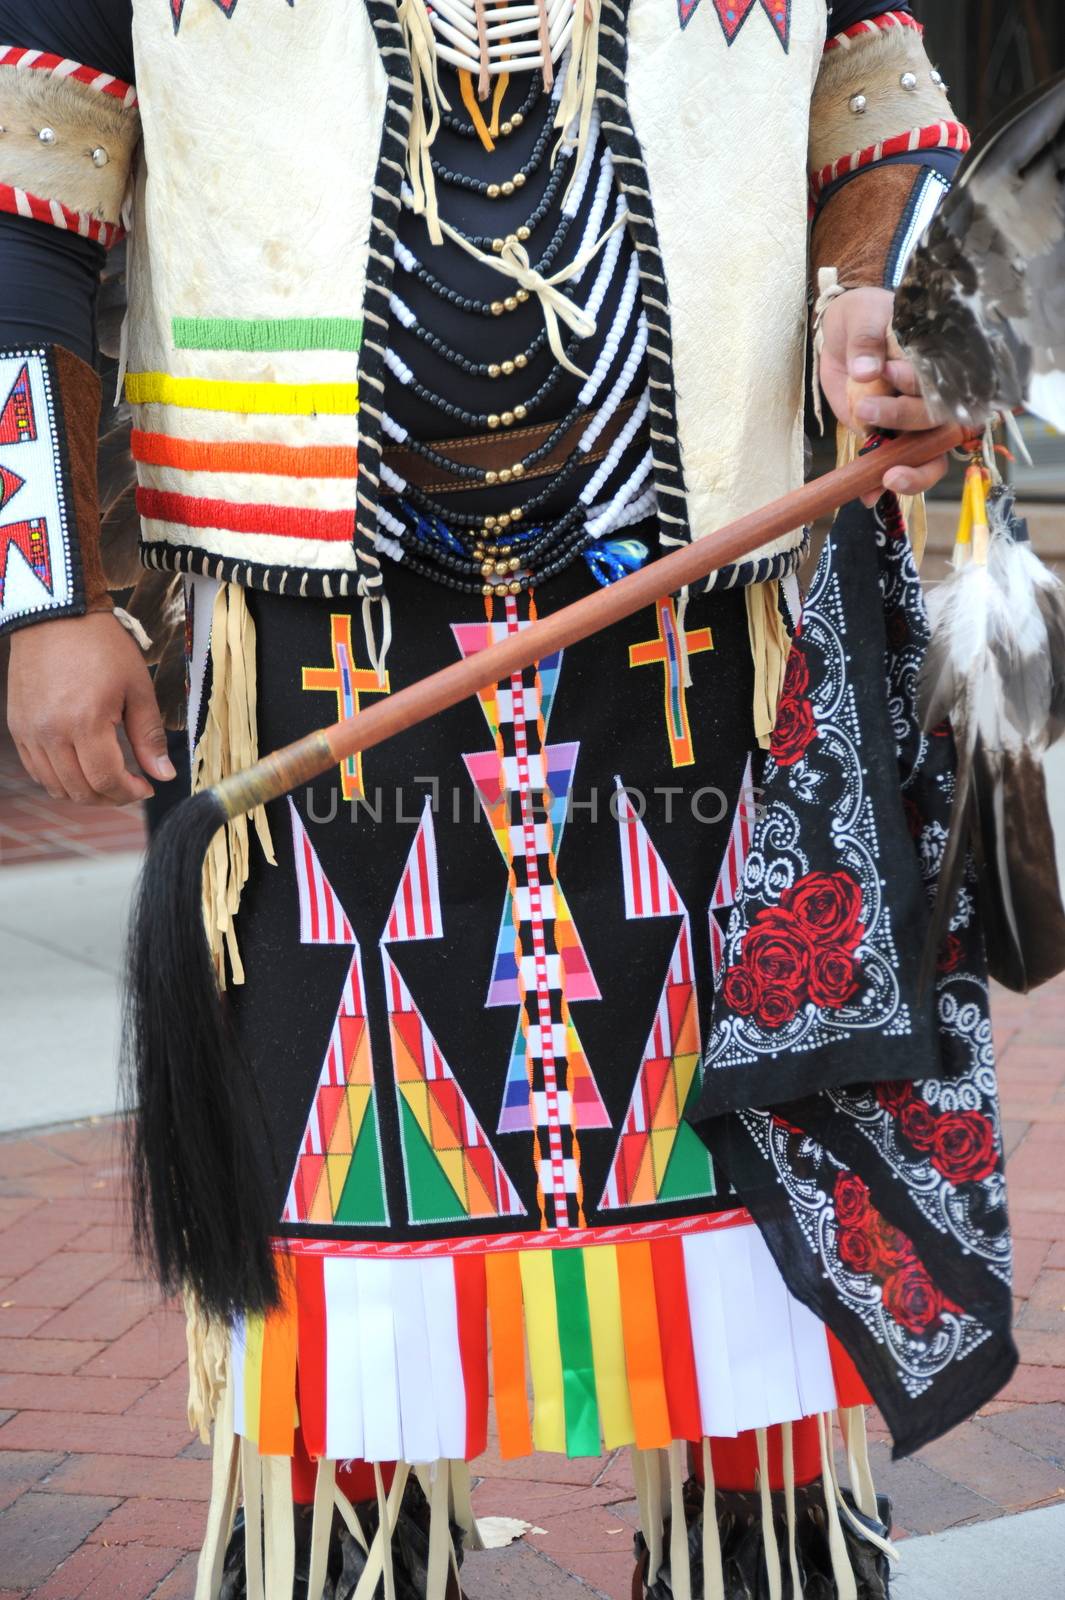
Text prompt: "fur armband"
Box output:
[[0, 344, 112, 635], [0, 49, 140, 248], [808, 14, 968, 290]]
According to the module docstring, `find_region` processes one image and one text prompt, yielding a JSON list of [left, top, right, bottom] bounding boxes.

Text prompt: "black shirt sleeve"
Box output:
[[0, 0, 134, 84], [0, 0, 135, 363]]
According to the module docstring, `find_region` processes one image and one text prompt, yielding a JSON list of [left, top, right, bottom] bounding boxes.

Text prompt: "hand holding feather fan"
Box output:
[[893, 70, 1065, 994]]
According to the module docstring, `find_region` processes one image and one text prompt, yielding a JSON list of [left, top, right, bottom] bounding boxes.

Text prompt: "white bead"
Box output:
[[849, 94, 868, 115], [91, 147, 110, 167], [930, 68, 944, 86], [37, 127, 57, 144], [900, 72, 919, 91]]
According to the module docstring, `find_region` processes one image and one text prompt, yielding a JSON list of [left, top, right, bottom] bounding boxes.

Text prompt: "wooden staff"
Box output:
[[216, 423, 963, 821]]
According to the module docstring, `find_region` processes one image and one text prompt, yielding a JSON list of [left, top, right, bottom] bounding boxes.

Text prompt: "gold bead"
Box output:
[[515, 289, 530, 304], [502, 180, 515, 197], [517, 226, 531, 243], [473, 547, 485, 560], [483, 515, 498, 529], [512, 113, 524, 129], [514, 405, 528, 421], [487, 183, 502, 200], [499, 467, 513, 483], [511, 462, 526, 479], [482, 561, 495, 578], [494, 561, 510, 577], [492, 238, 505, 254], [515, 353, 528, 369], [490, 301, 505, 317], [509, 580, 522, 595], [488, 363, 502, 379], [487, 414, 501, 430], [501, 120, 514, 136], [501, 359, 516, 376], [508, 557, 521, 572], [499, 544, 512, 555], [505, 233, 518, 249], [504, 295, 519, 313], [513, 172, 527, 189], [485, 469, 499, 485], [502, 410, 515, 427], [510, 507, 523, 521]]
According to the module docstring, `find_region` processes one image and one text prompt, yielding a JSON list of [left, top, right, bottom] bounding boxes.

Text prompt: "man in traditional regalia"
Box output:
[[0, 2, 1029, 1595]]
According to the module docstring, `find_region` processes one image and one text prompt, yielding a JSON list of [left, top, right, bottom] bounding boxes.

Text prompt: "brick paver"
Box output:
[[0, 989, 1063, 1599]]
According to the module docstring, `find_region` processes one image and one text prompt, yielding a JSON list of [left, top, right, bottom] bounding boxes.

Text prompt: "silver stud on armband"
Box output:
[[91, 147, 110, 167], [38, 127, 57, 144], [849, 93, 868, 115], [900, 72, 919, 91]]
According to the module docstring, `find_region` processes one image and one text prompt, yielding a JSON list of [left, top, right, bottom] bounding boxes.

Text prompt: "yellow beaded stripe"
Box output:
[[125, 372, 360, 417]]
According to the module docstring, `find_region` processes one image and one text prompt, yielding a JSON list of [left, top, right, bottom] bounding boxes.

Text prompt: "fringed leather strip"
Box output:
[[746, 579, 791, 750], [816, 1412, 858, 1600], [399, 0, 450, 246], [194, 1376, 240, 1600], [755, 1429, 783, 1600], [185, 1293, 230, 1444], [193, 583, 276, 987], [781, 1424, 802, 1600], [699, 1439, 725, 1600]]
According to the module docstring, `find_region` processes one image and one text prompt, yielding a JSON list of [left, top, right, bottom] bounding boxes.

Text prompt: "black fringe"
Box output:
[[123, 789, 281, 1318]]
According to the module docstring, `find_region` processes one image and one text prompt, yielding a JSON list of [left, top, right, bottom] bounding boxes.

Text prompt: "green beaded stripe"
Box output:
[[171, 317, 364, 353]]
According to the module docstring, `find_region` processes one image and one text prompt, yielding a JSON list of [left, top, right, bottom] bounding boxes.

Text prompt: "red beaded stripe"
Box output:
[[0, 46, 137, 107], [810, 120, 970, 199], [0, 183, 121, 247], [136, 487, 358, 543], [823, 10, 923, 50]]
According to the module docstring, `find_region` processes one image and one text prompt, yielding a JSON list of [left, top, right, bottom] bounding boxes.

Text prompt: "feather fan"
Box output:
[[894, 69, 1065, 432], [919, 485, 1065, 993]]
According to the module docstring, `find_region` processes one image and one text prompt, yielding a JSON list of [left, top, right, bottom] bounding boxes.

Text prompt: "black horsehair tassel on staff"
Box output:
[[892, 68, 1065, 995]]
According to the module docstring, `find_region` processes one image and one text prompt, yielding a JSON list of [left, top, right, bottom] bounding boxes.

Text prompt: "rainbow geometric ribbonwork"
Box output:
[[0, 351, 74, 628], [283, 801, 389, 1227], [601, 782, 716, 1209]]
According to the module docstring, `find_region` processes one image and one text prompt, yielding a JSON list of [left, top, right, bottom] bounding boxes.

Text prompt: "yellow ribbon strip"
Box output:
[[126, 372, 359, 416]]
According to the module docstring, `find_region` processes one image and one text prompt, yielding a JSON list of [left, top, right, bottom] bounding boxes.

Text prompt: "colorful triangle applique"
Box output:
[[283, 808, 389, 1227], [710, 0, 791, 50], [601, 798, 716, 1211], [0, 363, 36, 447], [384, 950, 525, 1225]]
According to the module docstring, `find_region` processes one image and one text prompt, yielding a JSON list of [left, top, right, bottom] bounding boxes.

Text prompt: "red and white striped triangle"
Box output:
[[289, 799, 356, 946], [382, 799, 443, 945], [614, 778, 683, 920]]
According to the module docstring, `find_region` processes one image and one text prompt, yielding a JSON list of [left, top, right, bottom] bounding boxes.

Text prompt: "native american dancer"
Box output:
[[2, 2, 1053, 1596]]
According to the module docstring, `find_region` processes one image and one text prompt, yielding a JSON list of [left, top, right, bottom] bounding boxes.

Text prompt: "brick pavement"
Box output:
[[1, 985, 1064, 1600]]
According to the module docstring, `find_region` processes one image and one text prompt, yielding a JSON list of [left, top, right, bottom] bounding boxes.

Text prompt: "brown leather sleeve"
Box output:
[[51, 343, 112, 617], [810, 162, 926, 292]]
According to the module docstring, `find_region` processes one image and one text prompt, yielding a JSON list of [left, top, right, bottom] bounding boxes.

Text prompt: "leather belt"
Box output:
[[382, 395, 643, 496]]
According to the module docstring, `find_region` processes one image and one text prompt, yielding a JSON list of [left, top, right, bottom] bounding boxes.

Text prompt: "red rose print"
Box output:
[[936, 933, 963, 974], [808, 945, 862, 1009], [882, 1263, 943, 1336], [756, 985, 801, 1029], [834, 1171, 871, 1229], [781, 872, 864, 950], [782, 644, 810, 699], [722, 963, 761, 1016], [744, 909, 813, 993], [930, 1112, 997, 1186], [769, 692, 818, 767], [873, 1217, 917, 1271], [900, 1100, 936, 1151], [839, 1227, 879, 1274], [876, 1081, 913, 1115]]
